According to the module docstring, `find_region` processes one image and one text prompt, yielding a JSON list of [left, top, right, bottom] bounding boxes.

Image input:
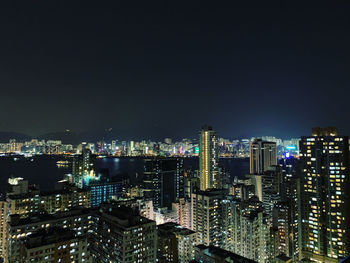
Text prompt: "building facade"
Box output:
[[143, 158, 184, 210], [250, 139, 277, 175], [199, 126, 219, 190], [300, 128, 350, 262]]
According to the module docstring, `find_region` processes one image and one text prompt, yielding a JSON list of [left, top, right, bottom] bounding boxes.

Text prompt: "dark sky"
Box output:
[[1, 2, 350, 139]]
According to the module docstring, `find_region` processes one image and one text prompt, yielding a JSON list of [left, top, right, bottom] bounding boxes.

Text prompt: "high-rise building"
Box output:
[[199, 126, 219, 190], [250, 166, 283, 215], [143, 158, 184, 210], [172, 198, 191, 229], [300, 127, 350, 262], [273, 202, 293, 258], [7, 201, 158, 263], [72, 149, 96, 188], [184, 174, 199, 199], [250, 139, 277, 174], [239, 202, 269, 263], [91, 205, 157, 263], [191, 189, 238, 251], [277, 155, 301, 261], [7, 208, 95, 262], [0, 200, 7, 263], [6, 182, 90, 218], [157, 222, 196, 263]]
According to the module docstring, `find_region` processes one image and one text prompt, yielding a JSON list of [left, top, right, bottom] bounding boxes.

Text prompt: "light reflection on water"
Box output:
[[0, 156, 249, 193]]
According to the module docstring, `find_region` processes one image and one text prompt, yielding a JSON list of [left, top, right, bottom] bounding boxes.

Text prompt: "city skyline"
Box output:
[[0, 128, 331, 144], [0, 126, 349, 262], [1, 2, 350, 262]]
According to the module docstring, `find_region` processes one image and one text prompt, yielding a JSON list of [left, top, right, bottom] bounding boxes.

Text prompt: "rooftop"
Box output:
[[9, 207, 95, 227], [195, 245, 257, 263], [100, 205, 155, 228], [25, 227, 77, 249], [157, 222, 195, 236]]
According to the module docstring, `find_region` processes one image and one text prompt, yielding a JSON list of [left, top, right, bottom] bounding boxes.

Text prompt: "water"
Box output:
[[0, 156, 249, 193]]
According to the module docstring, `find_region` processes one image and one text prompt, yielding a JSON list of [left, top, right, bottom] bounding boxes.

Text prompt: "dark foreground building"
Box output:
[[143, 158, 184, 210], [192, 245, 258, 263]]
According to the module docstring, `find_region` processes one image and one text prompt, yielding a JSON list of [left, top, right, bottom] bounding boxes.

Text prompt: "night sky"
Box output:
[[1, 2, 350, 139]]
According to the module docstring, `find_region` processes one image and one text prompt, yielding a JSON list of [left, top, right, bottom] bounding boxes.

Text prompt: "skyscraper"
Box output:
[[300, 127, 350, 262], [91, 205, 157, 263], [250, 166, 283, 213], [72, 148, 96, 188], [143, 158, 184, 210], [199, 126, 219, 190], [190, 189, 237, 250], [0, 200, 7, 263], [250, 139, 277, 174]]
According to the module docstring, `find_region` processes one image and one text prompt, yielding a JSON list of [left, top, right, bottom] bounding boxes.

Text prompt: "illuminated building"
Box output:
[[184, 174, 200, 199], [127, 140, 135, 156], [191, 189, 238, 251], [127, 185, 144, 198], [300, 127, 350, 262], [249, 139, 277, 174], [199, 126, 219, 190], [7, 188, 90, 217], [0, 200, 8, 263], [273, 202, 293, 259], [9, 139, 22, 153], [85, 177, 123, 208], [138, 199, 154, 220], [250, 166, 283, 215], [191, 189, 224, 247], [239, 203, 269, 263], [154, 207, 178, 225], [143, 158, 184, 210], [165, 138, 172, 144], [229, 183, 254, 201], [172, 198, 191, 229], [20, 227, 91, 263], [7, 208, 95, 262], [91, 205, 157, 263], [6, 179, 90, 218], [157, 222, 196, 263], [277, 155, 301, 261], [72, 148, 96, 188], [8, 177, 28, 193]]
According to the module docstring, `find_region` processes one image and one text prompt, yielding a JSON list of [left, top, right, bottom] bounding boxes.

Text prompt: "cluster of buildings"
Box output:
[[0, 136, 301, 158], [0, 139, 74, 155], [0, 126, 348, 262]]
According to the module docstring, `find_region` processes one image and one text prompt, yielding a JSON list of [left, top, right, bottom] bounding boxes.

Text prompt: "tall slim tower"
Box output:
[[300, 127, 350, 262], [250, 139, 277, 174], [199, 126, 218, 190]]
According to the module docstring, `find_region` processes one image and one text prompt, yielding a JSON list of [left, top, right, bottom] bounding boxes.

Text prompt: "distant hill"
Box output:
[[0, 126, 189, 145], [37, 131, 82, 145], [0, 132, 32, 143], [37, 130, 122, 145]]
